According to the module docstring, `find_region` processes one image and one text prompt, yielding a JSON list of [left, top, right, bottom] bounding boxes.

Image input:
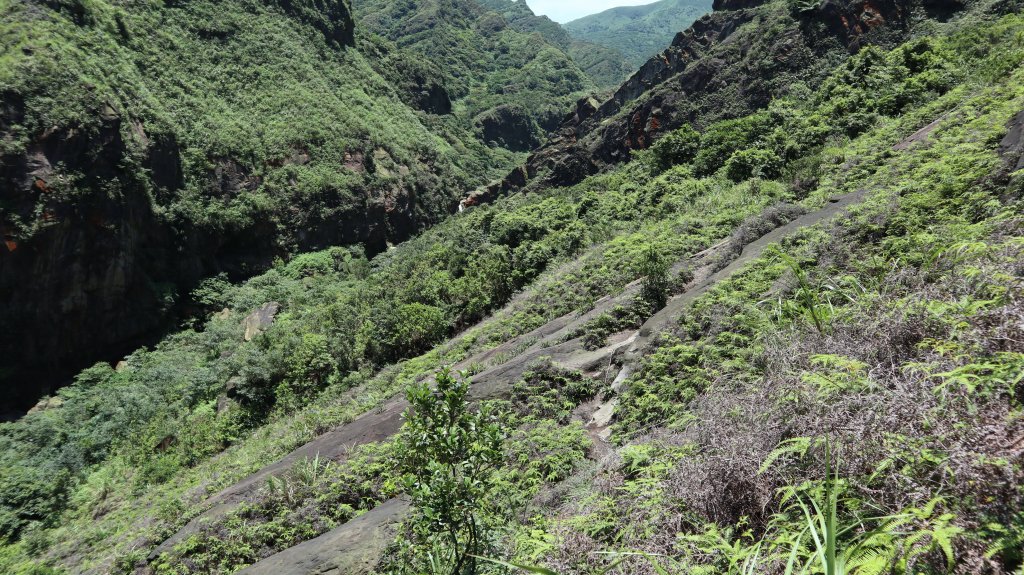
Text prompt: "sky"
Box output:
[[525, 0, 657, 23]]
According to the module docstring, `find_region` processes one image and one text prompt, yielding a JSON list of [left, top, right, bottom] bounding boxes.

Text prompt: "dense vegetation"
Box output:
[[564, 0, 713, 70], [1, 0, 1023, 574], [353, 0, 601, 147], [0, 0, 603, 410]]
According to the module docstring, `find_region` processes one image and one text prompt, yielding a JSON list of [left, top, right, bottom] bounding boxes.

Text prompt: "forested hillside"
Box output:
[[564, 0, 714, 70], [1, 0, 1023, 574], [472, 0, 635, 87], [0, 0, 592, 413], [352, 0, 624, 138]]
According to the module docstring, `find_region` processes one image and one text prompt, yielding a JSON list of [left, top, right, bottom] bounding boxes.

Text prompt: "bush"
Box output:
[[398, 369, 504, 574], [650, 125, 700, 171], [639, 247, 670, 313], [358, 303, 448, 365], [725, 148, 785, 182], [693, 112, 774, 176]]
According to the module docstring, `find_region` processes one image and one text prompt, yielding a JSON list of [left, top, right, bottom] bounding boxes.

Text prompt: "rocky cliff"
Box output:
[[472, 0, 980, 203], [0, 0, 507, 411]]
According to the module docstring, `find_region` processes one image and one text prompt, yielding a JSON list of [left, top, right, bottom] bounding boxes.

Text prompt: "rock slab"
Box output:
[[236, 497, 410, 575]]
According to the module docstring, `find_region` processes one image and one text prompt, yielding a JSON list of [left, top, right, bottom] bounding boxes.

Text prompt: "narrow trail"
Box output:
[[151, 187, 870, 571]]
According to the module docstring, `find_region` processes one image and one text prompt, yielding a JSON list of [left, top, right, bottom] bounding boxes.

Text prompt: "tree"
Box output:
[[277, 333, 337, 407], [639, 246, 670, 313], [649, 124, 700, 171], [399, 369, 504, 575], [357, 303, 449, 365]]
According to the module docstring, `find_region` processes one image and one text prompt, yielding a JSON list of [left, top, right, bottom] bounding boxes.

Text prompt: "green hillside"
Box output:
[[1, 0, 1023, 574], [476, 0, 634, 86], [354, 0, 596, 140], [564, 0, 714, 70], [0, 0, 596, 413]]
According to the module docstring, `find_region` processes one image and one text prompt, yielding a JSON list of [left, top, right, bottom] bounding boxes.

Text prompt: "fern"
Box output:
[[760, 437, 815, 475]]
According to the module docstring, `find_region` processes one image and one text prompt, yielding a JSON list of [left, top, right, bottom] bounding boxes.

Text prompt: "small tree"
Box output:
[[650, 124, 700, 171], [639, 246, 670, 313], [279, 333, 337, 404], [399, 369, 504, 575]]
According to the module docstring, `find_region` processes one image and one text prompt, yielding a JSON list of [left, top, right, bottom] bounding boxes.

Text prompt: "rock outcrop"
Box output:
[[474, 0, 973, 201], [243, 302, 281, 341], [475, 104, 540, 152], [236, 498, 410, 575]]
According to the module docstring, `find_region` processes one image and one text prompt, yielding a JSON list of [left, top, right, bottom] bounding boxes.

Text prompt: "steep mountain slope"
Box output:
[[0, 1, 1019, 568], [0, 0, 597, 413], [352, 0, 596, 144], [478, 0, 998, 202], [564, 0, 714, 70], [1, 0, 1023, 575]]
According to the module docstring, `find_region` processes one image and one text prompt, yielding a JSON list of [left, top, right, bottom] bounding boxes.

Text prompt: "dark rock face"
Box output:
[[713, 0, 771, 10], [273, 0, 356, 47], [1000, 110, 1024, 173], [0, 107, 182, 411], [477, 0, 970, 200], [475, 104, 540, 152]]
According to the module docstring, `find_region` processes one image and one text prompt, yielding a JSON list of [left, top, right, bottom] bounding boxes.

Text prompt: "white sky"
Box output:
[[524, 0, 657, 23]]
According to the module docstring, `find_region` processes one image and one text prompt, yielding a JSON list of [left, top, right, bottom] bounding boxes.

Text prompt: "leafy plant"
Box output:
[[398, 369, 505, 575], [640, 246, 671, 313]]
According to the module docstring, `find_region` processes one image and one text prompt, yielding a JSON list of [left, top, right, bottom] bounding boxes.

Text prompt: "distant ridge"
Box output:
[[564, 0, 714, 69]]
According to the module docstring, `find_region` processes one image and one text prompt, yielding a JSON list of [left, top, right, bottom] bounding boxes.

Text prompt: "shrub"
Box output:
[[398, 369, 505, 574], [650, 125, 700, 171], [724, 148, 785, 182], [639, 247, 670, 313]]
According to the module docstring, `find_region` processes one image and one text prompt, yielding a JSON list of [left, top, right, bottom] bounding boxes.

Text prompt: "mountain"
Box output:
[[476, 0, 635, 86], [479, 0, 988, 199], [2, 0, 1024, 573], [564, 0, 714, 70], [353, 0, 595, 140], [0, 0, 597, 414]]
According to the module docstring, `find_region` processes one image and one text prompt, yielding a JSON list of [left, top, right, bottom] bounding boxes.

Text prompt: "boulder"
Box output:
[[243, 302, 281, 341]]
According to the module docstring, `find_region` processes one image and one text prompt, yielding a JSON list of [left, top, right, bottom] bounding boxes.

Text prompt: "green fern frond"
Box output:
[[760, 437, 814, 475]]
